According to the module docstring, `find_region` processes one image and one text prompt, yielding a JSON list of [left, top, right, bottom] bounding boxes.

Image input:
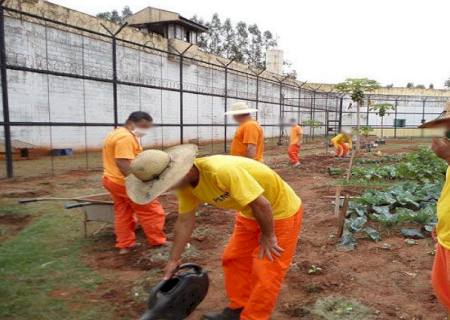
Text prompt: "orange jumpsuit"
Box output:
[[102, 127, 166, 249], [230, 119, 264, 162], [331, 133, 352, 157], [288, 125, 302, 164]]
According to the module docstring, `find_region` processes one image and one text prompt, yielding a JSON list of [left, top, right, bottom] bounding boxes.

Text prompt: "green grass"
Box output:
[[0, 201, 111, 320]]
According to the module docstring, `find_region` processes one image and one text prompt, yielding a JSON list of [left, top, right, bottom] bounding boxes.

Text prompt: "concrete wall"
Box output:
[[1, 0, 448, 152]]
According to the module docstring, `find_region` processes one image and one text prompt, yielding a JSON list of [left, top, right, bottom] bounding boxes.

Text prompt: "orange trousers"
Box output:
[[288, 144, 300, 164], [335, 143, 349, 157], [102, 177, 166, 249], [432, 243, 450, 312], [222, 207, 303, 320]]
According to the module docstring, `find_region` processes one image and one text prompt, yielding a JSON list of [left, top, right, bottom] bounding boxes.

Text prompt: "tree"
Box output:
[[429, 83, 434, 89], [385, 84, 394, 88], [406, 82, 414, 88], [335, 78, 380, 151], [415, 84, 426, 89], [370, 103, 394, 140], [445, 79, 450, 88], [96, 6, 132, 24], [192, 14, 278, 69]]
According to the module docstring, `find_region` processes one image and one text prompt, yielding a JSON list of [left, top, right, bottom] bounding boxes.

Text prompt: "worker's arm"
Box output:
[[432, 138, 450, 165], [115, 159, 131, 176], [163, 210, 197, 279], [246, 143, 257, 159], [248, 195, 283, 261]]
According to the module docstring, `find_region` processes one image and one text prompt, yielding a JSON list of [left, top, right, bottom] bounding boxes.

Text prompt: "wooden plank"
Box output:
[[334, 185, 342, 216], [337, 195, 350, 238]]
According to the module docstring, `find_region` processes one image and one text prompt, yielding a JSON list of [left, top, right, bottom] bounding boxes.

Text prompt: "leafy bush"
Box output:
[[341, 181, 443, 248], [351, 147, 447, 182]]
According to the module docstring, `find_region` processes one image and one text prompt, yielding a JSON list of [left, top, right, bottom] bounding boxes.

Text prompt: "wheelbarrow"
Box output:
[[19, 193, 115, 237]]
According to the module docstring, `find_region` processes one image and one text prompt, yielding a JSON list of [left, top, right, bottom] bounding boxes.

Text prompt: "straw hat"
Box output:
[[125, 144, 198, 205], [342, 127, 353, 135], [419, 101, 450, 128], [224, 102, 258, 116]]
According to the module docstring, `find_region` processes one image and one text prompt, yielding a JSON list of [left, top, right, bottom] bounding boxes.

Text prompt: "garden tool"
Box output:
[[18, 194, 113, 205], [139, 263, 209, 320]]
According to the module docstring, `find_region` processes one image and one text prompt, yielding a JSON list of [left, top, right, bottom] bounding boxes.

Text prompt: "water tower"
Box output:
[[266, 49, 284, 75]]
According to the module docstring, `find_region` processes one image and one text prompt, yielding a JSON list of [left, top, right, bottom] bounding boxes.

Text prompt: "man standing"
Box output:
[[102, 111, 166, 254], [226, 102, 264, 162], [331, 128, 353, 157], [126, 145, 303, 320], [420, 103, 450, 319], [288, 118, 303, 167]]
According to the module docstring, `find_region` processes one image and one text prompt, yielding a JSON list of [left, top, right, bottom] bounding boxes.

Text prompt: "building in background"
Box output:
[[126, 7, 208, 44]]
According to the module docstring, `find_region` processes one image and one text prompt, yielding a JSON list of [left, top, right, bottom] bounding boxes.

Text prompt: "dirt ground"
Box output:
[[0, 139, 447, 319]]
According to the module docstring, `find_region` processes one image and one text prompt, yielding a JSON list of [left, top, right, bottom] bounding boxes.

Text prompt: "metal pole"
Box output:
[[338, 96, 343, 132], [366, 96, 370, 127], [101, 23, 127, 128], [0, 3, 13, 178], [421, 99, 426, 138], [394, 99, 398, 139], [277, 81, 284, 145], [224, 66, 228, 152], [179, 54, 184, 144]]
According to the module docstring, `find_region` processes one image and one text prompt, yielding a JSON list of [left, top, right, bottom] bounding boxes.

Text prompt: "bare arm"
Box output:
[[248, 195, 284, 261], [246, 144, 257, 159], [115, 159, 131, 176], [163, 210, 197, 279]]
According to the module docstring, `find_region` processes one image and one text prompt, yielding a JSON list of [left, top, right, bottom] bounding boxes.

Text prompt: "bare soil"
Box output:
[[0, 139, 446, 319]]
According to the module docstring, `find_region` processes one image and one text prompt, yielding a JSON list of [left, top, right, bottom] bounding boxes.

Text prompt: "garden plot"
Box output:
[[0, 139, 447, 319]]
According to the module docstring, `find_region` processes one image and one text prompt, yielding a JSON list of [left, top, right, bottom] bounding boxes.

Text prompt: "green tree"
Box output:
[[445, 78, 450, 88], [221, 19, 236, 59], [406, 82, 414, 88], [96, 6, 132, 24], [335, 78, 380, 151], [370, 103, 395, 140], [385, 84, 394, 88], [247, 24, 263, 68], [233, 22, 249, 63], [429, 83, 434, 89], [415, 84, 426, 89]]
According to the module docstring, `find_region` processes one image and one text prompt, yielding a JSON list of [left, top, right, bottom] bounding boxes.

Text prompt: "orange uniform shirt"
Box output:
[[289, 125, 303, 145], [230, 120, 264, 161], [103, 127, 142, 185]]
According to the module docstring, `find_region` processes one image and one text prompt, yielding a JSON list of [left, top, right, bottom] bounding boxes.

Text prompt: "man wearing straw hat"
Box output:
[[225, 102, 265, 162], [420, 101, 450, 319], [331, 127, 353, 157], [102, 111, 166, 254], [125, 144, 303, 320]]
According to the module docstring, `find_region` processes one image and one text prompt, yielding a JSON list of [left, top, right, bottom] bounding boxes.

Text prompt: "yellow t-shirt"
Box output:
[[177, 155, 301, 220], [102, 127, 142, 185], [436, 167, 450, 249], [290, 125, 303, 145], [331, 133, 352, 149]]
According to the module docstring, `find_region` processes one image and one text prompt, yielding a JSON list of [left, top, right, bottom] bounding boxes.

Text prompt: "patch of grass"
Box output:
[[312, 296, 375, 320], [0, 202, 111, 320]]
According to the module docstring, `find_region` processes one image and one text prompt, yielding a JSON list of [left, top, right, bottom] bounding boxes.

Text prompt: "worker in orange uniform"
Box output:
[[288, 118, 303, 167], [420, 102, 450, 319], [125, 145, 303, 320], [226, 101, 264, 162], [102, 111, 166, 254], [331, 128, 353, 157]]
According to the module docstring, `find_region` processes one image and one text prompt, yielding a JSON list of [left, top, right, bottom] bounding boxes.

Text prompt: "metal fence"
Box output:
[[0, 2, 446, 179]]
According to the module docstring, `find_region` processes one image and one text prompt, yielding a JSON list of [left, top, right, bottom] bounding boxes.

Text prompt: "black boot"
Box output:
[[202, 307, 243, 320]]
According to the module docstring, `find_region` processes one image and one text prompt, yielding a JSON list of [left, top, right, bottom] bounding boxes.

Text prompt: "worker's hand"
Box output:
[[163, 259, 181, 280], [432, 138, 450, 164], [258, 234, 284, 261]]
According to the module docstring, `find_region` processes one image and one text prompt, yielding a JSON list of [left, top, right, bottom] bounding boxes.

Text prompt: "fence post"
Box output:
[[394, 99, 398, 139], [366, 96, 370, 127], [101, 23, 127, 128], [0, 2, 13, 178], [218, 59, 234, 153], [421, 98, 426, 138], [338, 96, 344, 132]]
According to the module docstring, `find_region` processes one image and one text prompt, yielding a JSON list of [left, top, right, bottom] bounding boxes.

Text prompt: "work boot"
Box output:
[[202, 307, 243, 320]]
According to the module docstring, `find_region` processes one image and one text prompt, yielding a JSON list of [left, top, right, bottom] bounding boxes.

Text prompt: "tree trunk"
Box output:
[[356, 101, 361, 151], [381, 117, 384, 140]]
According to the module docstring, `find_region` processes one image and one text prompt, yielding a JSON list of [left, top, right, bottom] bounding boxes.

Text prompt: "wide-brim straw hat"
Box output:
[[419, 101, 450, 128], [224, 101, 258, 116], [125, 144, 198, 205]]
